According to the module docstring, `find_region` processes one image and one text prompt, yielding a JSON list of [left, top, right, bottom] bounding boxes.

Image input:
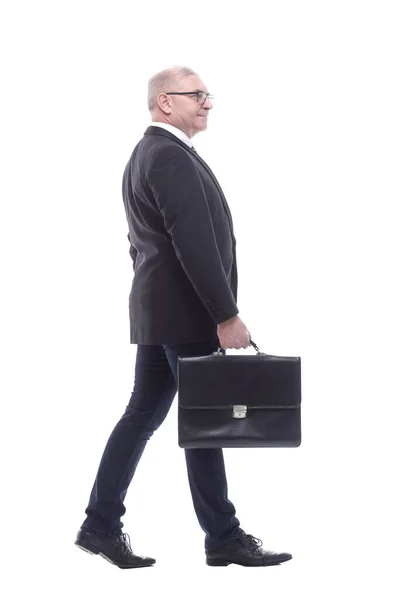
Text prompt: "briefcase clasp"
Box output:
[[233, 405, 247, 419]]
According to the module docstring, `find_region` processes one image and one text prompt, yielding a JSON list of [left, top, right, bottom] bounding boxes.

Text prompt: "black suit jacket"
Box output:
[[122, 125, 239, 345]]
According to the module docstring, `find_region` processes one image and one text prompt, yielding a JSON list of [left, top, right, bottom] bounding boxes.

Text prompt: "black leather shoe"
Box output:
[[74, 528, 155, 569], [206, 529, 292, 567]]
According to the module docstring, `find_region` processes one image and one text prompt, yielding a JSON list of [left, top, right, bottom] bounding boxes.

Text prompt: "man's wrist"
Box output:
[[217, 314, 239, 327]]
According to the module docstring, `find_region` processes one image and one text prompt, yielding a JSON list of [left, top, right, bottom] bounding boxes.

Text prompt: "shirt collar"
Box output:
[[150, 122, 193, 148]]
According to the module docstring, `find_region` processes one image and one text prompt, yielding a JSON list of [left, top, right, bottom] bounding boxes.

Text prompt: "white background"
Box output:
[[1, 1, 399, 598]]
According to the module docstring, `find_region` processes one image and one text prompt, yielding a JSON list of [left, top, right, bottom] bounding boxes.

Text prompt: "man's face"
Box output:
[[166, 74, 213, 138]]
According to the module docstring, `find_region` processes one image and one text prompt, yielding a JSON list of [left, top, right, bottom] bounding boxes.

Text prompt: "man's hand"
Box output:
[[217, 314, 251, 350]]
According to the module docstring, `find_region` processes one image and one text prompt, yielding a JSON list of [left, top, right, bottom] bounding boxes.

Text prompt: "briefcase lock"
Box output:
[[233, 405, 247, 419]]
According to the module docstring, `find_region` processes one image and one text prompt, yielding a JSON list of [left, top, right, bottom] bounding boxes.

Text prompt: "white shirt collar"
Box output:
[[150, 122, 193, 148]]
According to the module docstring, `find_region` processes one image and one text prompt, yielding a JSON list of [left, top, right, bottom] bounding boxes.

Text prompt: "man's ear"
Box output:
[[158, 93, 172, 115]]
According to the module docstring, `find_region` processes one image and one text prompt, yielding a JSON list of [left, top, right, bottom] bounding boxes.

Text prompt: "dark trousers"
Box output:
[[81, 340, 240, 550]]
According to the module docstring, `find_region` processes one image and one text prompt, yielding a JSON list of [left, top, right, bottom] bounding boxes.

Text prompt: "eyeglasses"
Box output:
[[165, 91, 214, 104]]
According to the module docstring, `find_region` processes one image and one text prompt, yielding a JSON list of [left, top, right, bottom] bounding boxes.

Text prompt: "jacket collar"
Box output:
[[144, 125, 195, 154]]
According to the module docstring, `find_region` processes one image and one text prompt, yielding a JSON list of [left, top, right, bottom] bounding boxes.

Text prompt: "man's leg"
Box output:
[[163, 340, 241, 550], [81, 344, 177, 535]]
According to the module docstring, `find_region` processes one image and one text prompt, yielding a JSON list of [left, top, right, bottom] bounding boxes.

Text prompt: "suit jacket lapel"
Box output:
[[188, 149, 236, 241]]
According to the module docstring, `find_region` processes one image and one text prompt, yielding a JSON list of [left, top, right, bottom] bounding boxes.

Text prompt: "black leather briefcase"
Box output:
[[177, 340, 301, 449]]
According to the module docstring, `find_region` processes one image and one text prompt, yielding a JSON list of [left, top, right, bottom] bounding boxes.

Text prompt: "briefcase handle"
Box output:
[[213, 339, 267, 356]]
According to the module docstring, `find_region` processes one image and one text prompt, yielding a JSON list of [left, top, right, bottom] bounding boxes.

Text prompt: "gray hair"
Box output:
[[147, 66, 198, 113]]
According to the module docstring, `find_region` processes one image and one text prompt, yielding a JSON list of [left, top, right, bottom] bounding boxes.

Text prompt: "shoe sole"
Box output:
[[206, 557, 291, 567], [75, 540, 155, 569]]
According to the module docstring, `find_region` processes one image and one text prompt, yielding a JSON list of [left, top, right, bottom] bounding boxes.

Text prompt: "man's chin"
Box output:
[[193, 119, 208, 136]]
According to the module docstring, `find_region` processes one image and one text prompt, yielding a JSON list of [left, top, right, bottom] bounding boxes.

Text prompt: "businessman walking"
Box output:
[[74, 66, 292, 569]]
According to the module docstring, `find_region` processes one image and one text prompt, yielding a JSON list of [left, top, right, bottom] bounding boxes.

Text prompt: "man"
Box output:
[[74, 66, 292, 568]]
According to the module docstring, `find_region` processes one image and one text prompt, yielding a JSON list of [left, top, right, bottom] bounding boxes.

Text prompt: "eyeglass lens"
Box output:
[[198, 92, 213, 103]]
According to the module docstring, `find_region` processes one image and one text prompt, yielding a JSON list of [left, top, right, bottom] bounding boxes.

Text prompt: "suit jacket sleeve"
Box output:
[[147, 147, 239, 325], [127, 233, 138, 270]]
